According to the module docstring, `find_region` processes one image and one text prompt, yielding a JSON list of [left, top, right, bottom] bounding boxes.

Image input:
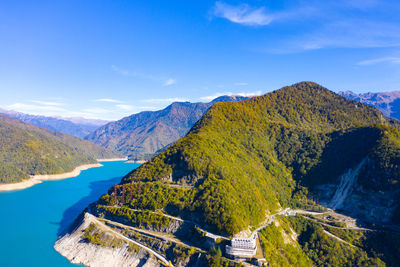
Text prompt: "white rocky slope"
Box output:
[[329, 157, 368, 209], [54, 213, 159, 267]]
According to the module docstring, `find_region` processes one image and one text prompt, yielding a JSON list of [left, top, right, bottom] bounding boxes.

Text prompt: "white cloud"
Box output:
[[30, 100, 65, 106], [212, 1, 400, 52], [95, 98, 122, 103], [357, 57, 400, 65], [163, 78, 176, 86], [8, 103, 66, 113], [213, 2, 273, 26], [4, 98, 162, 121], [142, 97, 189, 103], [116, 104, 134, 111], [200, 91, 262, 101]]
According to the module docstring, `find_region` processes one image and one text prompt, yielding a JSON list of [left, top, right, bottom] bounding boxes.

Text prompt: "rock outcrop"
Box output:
[[54, 213, 159, 267]]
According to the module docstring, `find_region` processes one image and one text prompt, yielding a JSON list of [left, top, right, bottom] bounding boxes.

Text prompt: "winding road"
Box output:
[[87, 213, 172, 266]]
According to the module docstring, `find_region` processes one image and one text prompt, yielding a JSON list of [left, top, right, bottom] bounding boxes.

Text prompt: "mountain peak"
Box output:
[[211, 95, 249, 103]]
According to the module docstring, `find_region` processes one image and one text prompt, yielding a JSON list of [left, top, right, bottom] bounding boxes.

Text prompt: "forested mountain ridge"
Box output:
[[0, 108, 108, 138], [339, 90, 400, 120], [116, 81, 394, 232], [85, 96, 248, 160], [0, 114, 120, 184], [70, 82, 400, 266]]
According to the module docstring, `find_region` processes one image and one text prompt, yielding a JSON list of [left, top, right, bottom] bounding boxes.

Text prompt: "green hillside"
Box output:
[[90, 82, 400, 265], [111, 82, 396, 231], [0, 114, 120, 184]]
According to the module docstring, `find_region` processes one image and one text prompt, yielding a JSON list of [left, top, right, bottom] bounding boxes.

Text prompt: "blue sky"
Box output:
[[1, 0, 400, 120]]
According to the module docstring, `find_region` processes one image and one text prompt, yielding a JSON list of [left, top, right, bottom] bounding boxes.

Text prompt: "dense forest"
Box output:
[[0, 114, 120, 183], [92, 82, 400, 265]]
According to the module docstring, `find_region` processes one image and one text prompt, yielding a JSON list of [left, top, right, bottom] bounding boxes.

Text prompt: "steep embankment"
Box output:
[[55, 213, 159, 267], [0, 114, 120, 185], [85, 96, 247, 160]]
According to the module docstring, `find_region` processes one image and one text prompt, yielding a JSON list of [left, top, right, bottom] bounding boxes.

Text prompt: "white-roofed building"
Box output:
[[225, 235, 257, 258]]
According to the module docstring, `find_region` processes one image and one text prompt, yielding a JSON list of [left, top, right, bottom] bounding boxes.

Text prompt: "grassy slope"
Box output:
[[0, 114, 120, 183]]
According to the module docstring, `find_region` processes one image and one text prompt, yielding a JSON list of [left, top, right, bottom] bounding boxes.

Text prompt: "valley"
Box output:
[[3, 1, 400, 266]]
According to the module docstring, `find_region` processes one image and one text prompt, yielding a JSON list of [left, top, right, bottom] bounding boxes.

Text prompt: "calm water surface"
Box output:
[[0, 161, 139, 267]]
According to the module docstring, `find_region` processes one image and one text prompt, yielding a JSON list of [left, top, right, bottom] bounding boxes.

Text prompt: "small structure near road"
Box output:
[[225, 235, 257, 258], [285, 210, 296, 217]]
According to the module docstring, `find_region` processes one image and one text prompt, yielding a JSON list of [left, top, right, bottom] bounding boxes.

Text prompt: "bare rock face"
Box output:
[[54, 213, 159, 267], [316, 158, 399, 225]]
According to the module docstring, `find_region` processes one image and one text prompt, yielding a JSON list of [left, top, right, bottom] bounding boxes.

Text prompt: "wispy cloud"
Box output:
[[163, 78, 176, 86], [142, 97, 189, 103], [212, 1, 400, 52], [8, 103, 66, 113], [357, 57, 400, 65], [112, 65, 176, 87], [211, 1, 318, 27], [299, 20, 400, 51], [5, 100, 157, 121], [116, 104, 134, 111], [213, 2, 273, 26], [200, 90, 262, 101], [95, 98, 122, 103], [30, 100, 65, 106], [8, 99, 67, 114]]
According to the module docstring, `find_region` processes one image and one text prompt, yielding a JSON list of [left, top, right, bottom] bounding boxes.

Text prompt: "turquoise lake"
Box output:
[[0, 161, 139, 267]]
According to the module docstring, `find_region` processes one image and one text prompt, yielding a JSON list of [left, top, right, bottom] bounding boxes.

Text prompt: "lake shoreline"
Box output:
[[97, 157, 128, 162], [125, 160, 147, 163], [0, 162, 104, 192]]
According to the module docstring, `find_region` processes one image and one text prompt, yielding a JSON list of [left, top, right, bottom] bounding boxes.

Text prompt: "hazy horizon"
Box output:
[[1, 0, 400, 120]]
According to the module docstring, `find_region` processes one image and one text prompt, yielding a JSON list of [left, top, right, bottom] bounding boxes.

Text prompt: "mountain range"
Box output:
[[58, 82, 400, 266], [339, 91, 400, 120], [0, 114, 119, 184], [0, 109, 109, 139], [85, 95, 248, 160]]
